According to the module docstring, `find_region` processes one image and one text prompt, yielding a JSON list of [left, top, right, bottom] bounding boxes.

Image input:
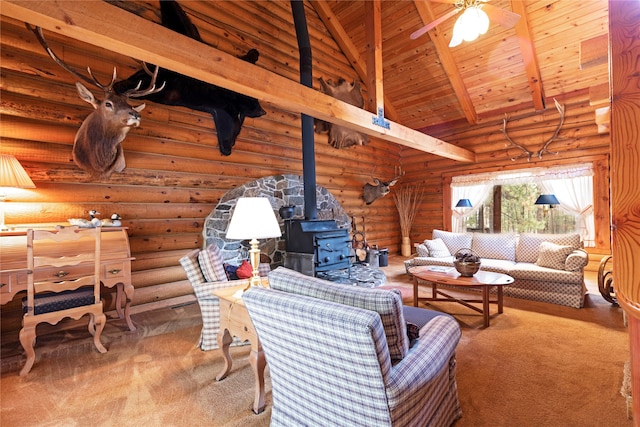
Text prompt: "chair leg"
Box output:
[[19, 325, 36, 376], [92, 313, 108, 354]]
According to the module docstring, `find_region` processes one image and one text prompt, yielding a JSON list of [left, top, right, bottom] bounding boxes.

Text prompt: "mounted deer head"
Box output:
[[28, 25, 164, 179], [363, 166, 404, 205]]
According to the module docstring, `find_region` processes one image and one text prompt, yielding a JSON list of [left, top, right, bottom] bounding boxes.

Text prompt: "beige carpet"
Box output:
[[0, 260, 631, 426]]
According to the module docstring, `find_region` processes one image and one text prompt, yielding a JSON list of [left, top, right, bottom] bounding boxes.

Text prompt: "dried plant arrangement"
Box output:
[[393, 185, 424, 256]]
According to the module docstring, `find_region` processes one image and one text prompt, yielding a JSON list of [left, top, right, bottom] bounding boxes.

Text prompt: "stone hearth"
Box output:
[[203, 174, 350, 267]]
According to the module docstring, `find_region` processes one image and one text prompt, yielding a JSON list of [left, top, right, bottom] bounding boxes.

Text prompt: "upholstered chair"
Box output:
[[243, 267, 462, 427], [179, 244, 268, 350]]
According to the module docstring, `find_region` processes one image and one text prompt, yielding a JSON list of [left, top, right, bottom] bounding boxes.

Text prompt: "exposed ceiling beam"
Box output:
[[364, 0, 384, 114], [511, 0, 546, 111], [310, 0, 399, 121], [580, 34, 608, 70], [412, 0, 478, 125], [2, 0, 475, 163]]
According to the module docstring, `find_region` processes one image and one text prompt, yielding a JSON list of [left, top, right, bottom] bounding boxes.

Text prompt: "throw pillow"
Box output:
[[535, 242, 575, 270], [432, 229, 473, 255], [198, 244, 228, 282], [223, 263, 239, 280], [416, 243, 430, 257], [236, 260, 253, 279], [424, 238, 451, 258]]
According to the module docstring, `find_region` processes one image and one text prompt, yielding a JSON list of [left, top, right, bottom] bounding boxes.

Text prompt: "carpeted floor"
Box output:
[[0, 257, 631, 426]]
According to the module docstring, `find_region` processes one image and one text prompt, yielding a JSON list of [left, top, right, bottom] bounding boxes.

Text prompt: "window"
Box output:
[[451, 164, 595, 246]]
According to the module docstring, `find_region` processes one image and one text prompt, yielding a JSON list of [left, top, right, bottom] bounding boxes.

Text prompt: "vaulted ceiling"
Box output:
[[2, 0, 610, 157], [314, 0, 609, 133]]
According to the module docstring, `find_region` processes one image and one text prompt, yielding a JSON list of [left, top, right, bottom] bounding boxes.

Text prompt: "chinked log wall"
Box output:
[[0, 1, 403, 334], [400, 89, 612, 271]]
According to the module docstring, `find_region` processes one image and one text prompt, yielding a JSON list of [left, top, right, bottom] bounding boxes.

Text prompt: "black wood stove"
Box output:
[[283, 3, 351, 277], [284, 220, 351, 276]]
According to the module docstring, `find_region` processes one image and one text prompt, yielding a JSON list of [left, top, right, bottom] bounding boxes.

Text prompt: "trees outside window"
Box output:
[[451, 164, 592, 245], [464, 183, 577, 234]]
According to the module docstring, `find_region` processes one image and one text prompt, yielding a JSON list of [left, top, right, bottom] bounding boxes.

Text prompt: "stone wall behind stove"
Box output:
[[203, 174, 350, 267]]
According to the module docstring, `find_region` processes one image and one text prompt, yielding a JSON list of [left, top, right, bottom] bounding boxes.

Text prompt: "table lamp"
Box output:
[[455, 198, 472, 208], [0, 155, 36, 231], [226, 197, 281, 287], [535, 194, 560, 232]]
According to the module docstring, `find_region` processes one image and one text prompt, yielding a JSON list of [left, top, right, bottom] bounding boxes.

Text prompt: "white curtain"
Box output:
[[451, 183, 493, 232], [538, 166, 595, 246], [451, 163, 595, 243]]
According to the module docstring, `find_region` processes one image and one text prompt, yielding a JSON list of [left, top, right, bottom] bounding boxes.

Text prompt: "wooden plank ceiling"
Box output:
[[319, 0, 609, 134]]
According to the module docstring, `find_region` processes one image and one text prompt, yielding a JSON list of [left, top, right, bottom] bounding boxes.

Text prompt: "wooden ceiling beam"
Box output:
[[511, 0, 546, 111], [1, 0, 475, 163], [364, 0, 384, 115], [310, 0, 399, 122], [412, 0, 478, 125]]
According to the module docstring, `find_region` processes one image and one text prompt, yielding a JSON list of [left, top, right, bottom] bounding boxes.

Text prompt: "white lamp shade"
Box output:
[[0, 155, 36, 189], [226, 197, 282, 240]]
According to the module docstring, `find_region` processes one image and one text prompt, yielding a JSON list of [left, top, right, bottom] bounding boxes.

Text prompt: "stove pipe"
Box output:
[[291, 0, 317, 220]]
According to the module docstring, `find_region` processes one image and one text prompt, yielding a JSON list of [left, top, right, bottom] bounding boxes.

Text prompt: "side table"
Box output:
[[214, 285, 266, 414]]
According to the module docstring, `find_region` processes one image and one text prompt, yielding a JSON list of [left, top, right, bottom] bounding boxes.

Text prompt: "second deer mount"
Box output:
[[362, 166, 404, 205]]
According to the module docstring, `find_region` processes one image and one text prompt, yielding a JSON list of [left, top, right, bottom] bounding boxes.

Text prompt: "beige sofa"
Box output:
[[404, 230, 589, 308]]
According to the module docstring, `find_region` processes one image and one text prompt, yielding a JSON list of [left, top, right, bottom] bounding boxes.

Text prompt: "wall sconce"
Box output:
[[226, 197, 281, 288], [0, 155, 36, 231], [455, 198, 473, 208]]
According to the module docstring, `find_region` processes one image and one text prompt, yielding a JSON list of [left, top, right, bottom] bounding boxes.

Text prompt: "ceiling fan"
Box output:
[[411, 0, 521, 47]]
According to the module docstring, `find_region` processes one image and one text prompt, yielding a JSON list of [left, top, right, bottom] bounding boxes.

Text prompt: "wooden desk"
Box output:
[[214, 285, 266, 415], [0, 227, 136, 331], [409, 266, 514, 327]]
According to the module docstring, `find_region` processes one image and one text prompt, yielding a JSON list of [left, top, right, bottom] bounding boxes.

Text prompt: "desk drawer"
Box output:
[[103, 261, 128, 280]]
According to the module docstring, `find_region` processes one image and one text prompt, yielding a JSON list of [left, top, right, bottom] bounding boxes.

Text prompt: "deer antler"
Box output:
[[502, 98, 565, 161], [27, 24, 164, 97]]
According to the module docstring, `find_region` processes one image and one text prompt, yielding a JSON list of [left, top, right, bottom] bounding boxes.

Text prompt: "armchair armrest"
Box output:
[[385, 315, 461, 402]]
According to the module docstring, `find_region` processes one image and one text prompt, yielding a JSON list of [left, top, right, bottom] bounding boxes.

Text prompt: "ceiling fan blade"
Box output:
[[410, 8, 460, 40], [482, 4, 521, 29]]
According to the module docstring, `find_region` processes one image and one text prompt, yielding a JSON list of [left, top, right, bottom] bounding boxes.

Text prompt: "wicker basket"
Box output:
[[454, 248, 481, 277]]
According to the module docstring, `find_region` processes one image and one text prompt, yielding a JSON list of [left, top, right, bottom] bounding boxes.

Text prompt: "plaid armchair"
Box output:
[[243, 267, 462, 427], [179, 244, 269, 350]]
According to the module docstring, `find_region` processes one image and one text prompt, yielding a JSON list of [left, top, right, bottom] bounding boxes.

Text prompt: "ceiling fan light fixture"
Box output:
[[449, 6, 490, 47]]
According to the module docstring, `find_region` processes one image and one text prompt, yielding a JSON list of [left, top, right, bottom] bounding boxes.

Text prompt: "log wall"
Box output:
[[0, 1, 613, 338], [399, 89, 612, 267], [0, 2, 403, 333]]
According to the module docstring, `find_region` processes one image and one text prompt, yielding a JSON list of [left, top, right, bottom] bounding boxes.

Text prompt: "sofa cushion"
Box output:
[[179, 249, 206, 286], [198, 244, 228, 283], [471, 233, 517, 261], [477, 258, 516, 275], [268, 267, 409, 360], [535, 242, 575, 270], [424, 238, 450, 257], [432, 229, 473, 255], [509, 262, 584, 283], [516, 233, 581, 263]]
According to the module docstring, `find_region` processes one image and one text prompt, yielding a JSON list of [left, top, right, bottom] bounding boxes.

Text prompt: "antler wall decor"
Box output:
[[502, 98, 566, 161]]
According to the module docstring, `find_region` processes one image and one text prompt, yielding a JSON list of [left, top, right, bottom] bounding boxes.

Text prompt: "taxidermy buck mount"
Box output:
[[314, 78, 369, 149], [113, 0, 266, 156], [502, 98, 566, 161], [363, 166, 405, 205], [27, 25, 164, 180]]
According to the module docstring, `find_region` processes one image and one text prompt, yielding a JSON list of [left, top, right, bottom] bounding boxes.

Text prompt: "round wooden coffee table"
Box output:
[[409, 265, 514, 327]]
